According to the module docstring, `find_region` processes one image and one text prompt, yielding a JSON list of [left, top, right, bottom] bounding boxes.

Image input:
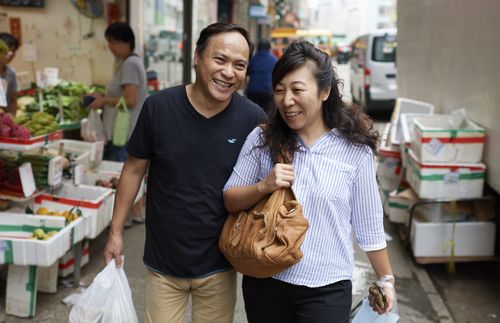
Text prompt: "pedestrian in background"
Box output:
[[223, 40, 395, 323], [103, 22, 265, 323], [88, 22, 148, 163], [246, 39, 277, 114], [0, 33, 20, 115]]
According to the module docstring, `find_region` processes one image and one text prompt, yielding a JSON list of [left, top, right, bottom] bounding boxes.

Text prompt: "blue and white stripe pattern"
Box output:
[[224, 127, 386, 288]]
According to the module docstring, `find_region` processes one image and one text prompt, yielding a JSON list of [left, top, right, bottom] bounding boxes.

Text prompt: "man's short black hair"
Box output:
[[0, 33, 20, 51], [105, 22, 135, 51], [195, 22, 254, 61]]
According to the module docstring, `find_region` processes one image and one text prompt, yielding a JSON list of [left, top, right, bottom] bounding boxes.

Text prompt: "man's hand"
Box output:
[[103, 231, 124, 267]]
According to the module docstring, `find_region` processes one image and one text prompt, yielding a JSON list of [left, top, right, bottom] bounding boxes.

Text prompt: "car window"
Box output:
[[372, 35, 396, 62]]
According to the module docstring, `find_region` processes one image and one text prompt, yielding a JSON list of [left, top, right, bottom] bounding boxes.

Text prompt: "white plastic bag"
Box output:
[[81, 109, 106, 142], [351, 297, 400, 323], [69, 259, 139, 323]]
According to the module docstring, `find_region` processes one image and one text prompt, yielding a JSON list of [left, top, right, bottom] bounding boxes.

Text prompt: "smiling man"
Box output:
[[103, 23, 266, 323]]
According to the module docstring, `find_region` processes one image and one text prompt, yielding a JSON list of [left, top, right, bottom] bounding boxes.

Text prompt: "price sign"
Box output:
[[48, 156, 64, 187], [19, 162, 36, 197], [92, 141, 104, 162]]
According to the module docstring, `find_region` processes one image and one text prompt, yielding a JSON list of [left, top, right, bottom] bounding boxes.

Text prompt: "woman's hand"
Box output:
[[368, 279, 395, 314], [87, 93, 106, 109], [257, 163, 295, 194]]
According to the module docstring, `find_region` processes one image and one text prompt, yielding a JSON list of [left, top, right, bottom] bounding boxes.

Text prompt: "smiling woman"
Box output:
[[223, 40, 395, 323]]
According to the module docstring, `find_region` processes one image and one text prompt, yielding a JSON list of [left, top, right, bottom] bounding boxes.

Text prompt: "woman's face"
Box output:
[[107, 39, 131, 59], [273, 64, 330, 135]]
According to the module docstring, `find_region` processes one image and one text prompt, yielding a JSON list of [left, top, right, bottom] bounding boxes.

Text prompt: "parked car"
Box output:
[[350, 29, 397, 112], [334, 42, 351, 64]]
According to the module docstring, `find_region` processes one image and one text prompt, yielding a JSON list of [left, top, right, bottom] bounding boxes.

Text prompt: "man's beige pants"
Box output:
[[144, 269, 236, 323]]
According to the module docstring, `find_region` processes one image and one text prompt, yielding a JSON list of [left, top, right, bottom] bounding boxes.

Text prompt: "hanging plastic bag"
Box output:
[[81, 109, 106, 142], [350, 297, 400, 323], [68, 259, 139, 323], [112, 96, 130, 147]]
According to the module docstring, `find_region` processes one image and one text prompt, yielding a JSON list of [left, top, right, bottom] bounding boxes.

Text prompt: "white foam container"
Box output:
[[411, 217, 496, 257], [406, 149, 486, 199], [377, 144, 402, 192], [412, 114, 485, 163], [389, 98, 434, 146], [34, 183, 114, 239]]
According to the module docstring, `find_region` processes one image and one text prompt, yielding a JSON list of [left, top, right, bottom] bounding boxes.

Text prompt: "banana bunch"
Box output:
[[15, 112, 60, 137]]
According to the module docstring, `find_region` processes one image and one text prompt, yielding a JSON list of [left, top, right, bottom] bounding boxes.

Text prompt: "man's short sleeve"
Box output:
[[127, 97, 152, 158]]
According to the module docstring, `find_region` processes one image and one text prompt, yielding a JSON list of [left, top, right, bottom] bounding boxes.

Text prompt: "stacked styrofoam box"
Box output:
[[34, 183, 114, 239], [410, 217, 496, 257], [47, 139, 104, 168], [6, 265, 38, 317], [0, 213, 84, 266], [389, 98, 434, 147], [377, 144, 402, 192], [44, 141, 91, 169], [388, 187, 418, 224], [398, 113, 434, 168], [83, 160, 145, 204], [411, 114, 485, 163], [58, 239, 90, 277], [406, 149, 486, 199], [0, 213, 85, 317]]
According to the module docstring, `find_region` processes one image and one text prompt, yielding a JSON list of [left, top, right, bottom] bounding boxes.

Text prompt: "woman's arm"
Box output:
[[366, 248, 396, 314], [87, 84, 138, 109], [224, 163, 295, 213]]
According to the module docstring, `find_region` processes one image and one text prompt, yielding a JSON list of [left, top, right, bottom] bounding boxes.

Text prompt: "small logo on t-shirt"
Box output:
[[227, 138, 237, 144]]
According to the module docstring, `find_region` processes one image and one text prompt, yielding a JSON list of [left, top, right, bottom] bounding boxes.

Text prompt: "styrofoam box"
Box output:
[[58, 239, 90, 277], [6, 264, 38, 317], [388, 189, 418, 224], [410, 217, 496, 257], [44, 142, 91, 169], [406, 149, 486, 199], [377, 145, 402, 192], [84, 160, 145, 204], [0, 213, 85, 266], [34, 183, 114, 239], [389, 98, 434, 146], [48, 139, 104, 165], [412, 114, 485, 163], [37, 261, 58, 293], [398, 113, 434, 168]]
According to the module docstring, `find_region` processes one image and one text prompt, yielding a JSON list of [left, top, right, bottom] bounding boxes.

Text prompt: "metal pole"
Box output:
[[183, 0, 193, 84]]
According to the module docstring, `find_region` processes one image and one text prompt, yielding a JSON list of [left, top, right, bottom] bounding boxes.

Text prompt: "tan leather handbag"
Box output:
[[219, 186, 309, 278]]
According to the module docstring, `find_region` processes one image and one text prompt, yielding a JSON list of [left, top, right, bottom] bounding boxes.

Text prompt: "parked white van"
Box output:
[[350, 29, 397, 112]]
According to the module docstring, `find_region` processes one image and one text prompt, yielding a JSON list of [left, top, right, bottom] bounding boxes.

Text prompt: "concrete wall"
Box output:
[[397, 0, 500, 194]]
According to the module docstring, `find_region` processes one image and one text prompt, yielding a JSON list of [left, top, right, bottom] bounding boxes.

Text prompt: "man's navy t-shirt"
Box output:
[[127, 85, 266, 278]]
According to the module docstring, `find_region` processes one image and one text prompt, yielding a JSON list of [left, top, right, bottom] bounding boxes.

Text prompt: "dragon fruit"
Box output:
[[1, 125, 11, 137], [1, 113, 15, 129]]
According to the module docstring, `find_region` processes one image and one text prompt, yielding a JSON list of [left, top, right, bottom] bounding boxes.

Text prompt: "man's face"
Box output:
[[194, 31, 249, 104]]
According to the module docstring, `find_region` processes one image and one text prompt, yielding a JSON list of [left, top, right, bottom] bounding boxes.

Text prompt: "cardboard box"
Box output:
[[406, 149, 486, 199], [410, 217, 496, 257], [411, 110, 485, 163], [34, 183, 114, 239]]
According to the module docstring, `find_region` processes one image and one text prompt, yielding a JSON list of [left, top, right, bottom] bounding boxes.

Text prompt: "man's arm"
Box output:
[[103, 155, 149, 267]]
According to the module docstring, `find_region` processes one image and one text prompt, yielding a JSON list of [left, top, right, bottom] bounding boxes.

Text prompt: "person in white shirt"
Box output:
[[0, 33, 20, 115], [223, 40, 395, 323]]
